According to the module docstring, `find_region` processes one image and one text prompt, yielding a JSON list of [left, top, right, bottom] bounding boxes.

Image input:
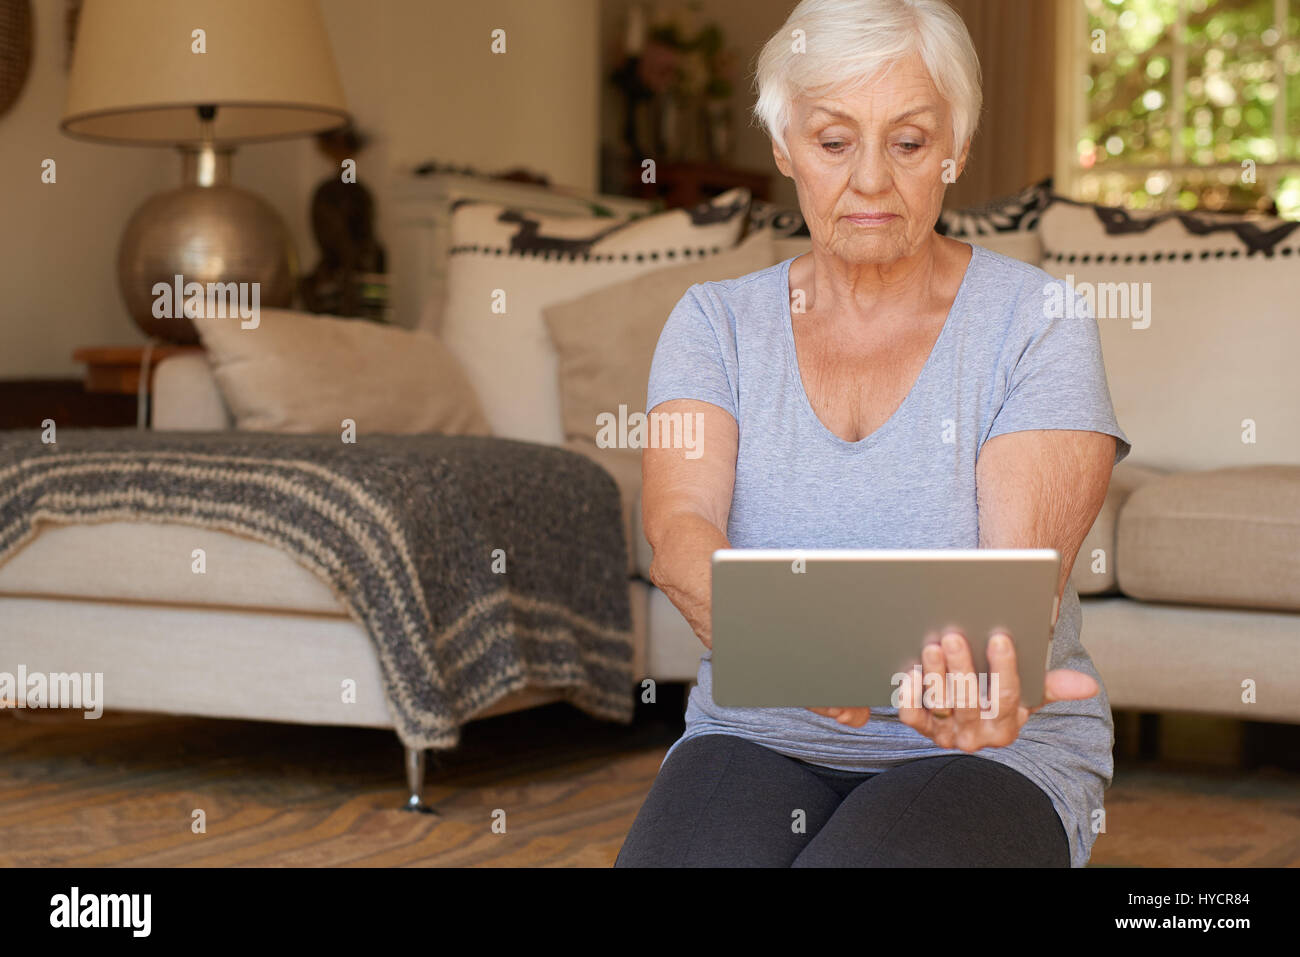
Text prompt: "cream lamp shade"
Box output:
[[61, 0, 349, 144]]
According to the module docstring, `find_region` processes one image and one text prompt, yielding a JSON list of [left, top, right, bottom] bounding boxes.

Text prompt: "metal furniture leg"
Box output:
[[402, 746, 439, 815]]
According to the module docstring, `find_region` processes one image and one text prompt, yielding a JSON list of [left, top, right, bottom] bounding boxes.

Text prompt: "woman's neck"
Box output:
[[792, 236, 970, 329]]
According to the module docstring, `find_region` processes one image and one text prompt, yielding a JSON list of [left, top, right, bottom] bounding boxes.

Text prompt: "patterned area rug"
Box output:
[[1093, 764, 1300, 867], [1, 704, 1296, 867]]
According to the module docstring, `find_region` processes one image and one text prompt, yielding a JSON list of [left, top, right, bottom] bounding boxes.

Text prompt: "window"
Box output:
[[1056, 0, 1300, 217]]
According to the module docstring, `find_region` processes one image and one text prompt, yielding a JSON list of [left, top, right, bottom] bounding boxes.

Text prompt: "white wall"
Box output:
[[0, 0, 599, 378], [0, 0, 172, 378]]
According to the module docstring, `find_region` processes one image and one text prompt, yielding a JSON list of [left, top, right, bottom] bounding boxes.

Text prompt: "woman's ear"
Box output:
[[953, 138, 971, 180], [772, 137, 794, 179]]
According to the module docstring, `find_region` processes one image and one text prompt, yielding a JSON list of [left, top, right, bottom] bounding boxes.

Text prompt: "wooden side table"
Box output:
[[0, 379, 137, 430], [72, 345, 204, 395]]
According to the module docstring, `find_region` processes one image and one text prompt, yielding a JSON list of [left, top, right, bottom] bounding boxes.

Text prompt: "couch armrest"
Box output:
[[152, 354, 233, 431]]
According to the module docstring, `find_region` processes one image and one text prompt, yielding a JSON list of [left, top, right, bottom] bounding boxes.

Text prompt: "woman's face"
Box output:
[[775, 52, 968, 267]]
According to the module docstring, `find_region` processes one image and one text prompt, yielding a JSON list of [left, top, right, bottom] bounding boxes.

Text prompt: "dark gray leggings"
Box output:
[[616, 734, 1070, 867]]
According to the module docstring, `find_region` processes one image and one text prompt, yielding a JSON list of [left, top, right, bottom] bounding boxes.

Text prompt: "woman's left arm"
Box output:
[[896, 428, 1116, 750], [976, 428, 1116, 614]]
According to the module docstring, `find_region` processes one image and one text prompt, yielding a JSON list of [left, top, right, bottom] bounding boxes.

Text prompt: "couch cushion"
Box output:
[[436, 189, 751, 446], [194, 308, 491, 436], [1116, 466, 1300, 611], [1069, 462, 1164, 595], [1079, 596, 1300, 721], [1040, 201, 1300, 471], [0, 520, 346, 614]]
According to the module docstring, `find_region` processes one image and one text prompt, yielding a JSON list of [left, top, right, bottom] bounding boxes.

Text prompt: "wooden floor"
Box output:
[[2, 696, 1298, 867]]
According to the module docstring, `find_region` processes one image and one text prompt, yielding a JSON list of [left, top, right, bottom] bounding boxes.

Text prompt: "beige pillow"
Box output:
[[543, 230, 778, 571], [1116, 465, 1300, 612], [544, 229, 776, 462], [194, 308, 490, 435]]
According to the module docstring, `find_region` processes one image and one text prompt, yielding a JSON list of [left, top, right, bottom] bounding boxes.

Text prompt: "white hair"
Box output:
[[753, 0, 982, 158]]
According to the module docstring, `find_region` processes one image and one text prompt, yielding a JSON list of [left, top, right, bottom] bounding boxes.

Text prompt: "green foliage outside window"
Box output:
[[1077, 0, 1299, 217]]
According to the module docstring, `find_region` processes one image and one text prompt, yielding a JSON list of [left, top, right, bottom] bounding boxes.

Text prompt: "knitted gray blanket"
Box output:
[[0, 429, 634, 749]]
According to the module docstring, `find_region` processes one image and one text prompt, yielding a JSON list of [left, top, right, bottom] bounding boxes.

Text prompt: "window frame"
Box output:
[[1053, 0, 1299, 209]]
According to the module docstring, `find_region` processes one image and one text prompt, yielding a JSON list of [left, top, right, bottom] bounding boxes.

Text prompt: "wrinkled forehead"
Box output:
[[790, 68, 952, 134]]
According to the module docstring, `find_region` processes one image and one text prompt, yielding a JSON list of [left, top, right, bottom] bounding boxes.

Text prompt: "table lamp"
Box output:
[[61, 0, 350, 344]]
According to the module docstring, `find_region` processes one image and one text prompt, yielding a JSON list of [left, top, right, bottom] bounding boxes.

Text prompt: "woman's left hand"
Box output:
[[896, 630, 1099, 752]]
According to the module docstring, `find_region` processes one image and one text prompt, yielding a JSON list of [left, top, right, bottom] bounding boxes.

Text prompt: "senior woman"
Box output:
[[616, 0, 1130, 869]]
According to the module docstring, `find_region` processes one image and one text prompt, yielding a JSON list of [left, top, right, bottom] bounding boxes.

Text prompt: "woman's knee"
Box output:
[[794, 755, 1069, 868], [616, 735, 838, 867]]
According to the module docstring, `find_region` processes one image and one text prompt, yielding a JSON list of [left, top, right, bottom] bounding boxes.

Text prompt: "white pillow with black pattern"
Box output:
[[436, 189, 751, 446], [1040, 198, 1300, 470], [936, 177, 1055, 237]]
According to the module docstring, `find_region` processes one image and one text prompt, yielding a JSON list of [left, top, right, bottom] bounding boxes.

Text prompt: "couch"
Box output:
[[2, 179, 1297, 808]]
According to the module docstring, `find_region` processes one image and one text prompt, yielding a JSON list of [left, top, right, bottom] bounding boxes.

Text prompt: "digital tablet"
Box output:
[[710, 549, 1060, 709]]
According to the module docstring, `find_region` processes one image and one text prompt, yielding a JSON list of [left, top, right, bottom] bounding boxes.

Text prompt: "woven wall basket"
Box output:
[[0, 0, 33, 119]]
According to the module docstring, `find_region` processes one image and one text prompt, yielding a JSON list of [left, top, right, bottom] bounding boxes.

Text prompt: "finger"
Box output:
[[941, 630, 978, 717], [807, 706, 868, 726], [984, 631, 1028, 744], [921, 640, 949, 718], [896, 665, 933, 737], [834, 707, 870, 727], [1036, 669, 1101, 710], [920, 640, 956, 747], [941, 631, 985, 751]]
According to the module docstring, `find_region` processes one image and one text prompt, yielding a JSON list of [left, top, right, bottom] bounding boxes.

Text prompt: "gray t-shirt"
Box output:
[[646, 242, 1132, 867]]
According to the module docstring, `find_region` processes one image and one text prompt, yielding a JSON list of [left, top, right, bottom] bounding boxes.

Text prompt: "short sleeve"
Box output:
[[985, 281, 1132, 466], [645, 284, 739, 418]]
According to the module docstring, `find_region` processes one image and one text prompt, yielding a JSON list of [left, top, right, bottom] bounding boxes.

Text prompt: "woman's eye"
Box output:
[[821, 140, 846, 153], [896, 141, 924, 153]]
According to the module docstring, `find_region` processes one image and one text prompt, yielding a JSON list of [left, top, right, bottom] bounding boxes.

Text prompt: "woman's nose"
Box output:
[[848, 141, 893, 197]]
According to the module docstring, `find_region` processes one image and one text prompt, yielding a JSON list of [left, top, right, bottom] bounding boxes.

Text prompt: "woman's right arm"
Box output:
[[640, 399, 739, 650]]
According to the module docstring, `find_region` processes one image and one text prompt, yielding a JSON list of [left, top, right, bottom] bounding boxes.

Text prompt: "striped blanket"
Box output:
[[0, 428, 635, 749]]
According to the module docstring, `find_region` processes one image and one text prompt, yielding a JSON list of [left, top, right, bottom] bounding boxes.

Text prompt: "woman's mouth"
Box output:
[[843, 212, 899, 226]]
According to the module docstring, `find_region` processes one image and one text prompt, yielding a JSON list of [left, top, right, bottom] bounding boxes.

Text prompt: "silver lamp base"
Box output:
[[117, 145, 296, 344]]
